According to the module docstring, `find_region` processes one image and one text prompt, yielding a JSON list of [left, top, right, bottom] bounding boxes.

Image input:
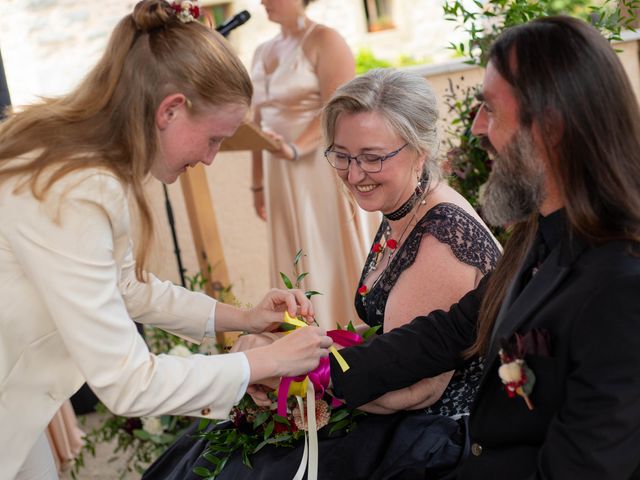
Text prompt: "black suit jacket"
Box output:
[[332, 236, 640, 479]]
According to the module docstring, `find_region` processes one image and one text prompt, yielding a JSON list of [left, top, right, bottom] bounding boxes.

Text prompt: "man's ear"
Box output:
[[156, 94, 187, 130]]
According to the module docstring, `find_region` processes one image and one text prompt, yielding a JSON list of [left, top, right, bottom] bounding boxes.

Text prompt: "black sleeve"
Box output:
[[331, 275, 488, 408]]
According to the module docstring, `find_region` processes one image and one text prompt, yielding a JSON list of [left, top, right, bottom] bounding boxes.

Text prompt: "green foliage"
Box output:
[[196, 318, 376, 479], [443, 0, 638, 66], [355, 48, 429, 74], [441, 0, 638, 244], [279, 249, 322, 301], [355, 47, 392, 74]]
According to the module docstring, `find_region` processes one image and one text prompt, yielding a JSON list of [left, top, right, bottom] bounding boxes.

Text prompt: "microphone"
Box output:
[[216, 10, 251, 37]]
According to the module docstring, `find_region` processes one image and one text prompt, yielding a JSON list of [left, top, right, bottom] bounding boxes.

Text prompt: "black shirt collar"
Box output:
[[538, 208, 566, 252]]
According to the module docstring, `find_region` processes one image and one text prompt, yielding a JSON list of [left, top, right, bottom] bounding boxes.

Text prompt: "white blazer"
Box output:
[[0, 164, 247, 479]]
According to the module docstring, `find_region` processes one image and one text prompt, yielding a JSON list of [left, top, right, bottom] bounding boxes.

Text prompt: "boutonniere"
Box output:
[[498, 337, 536, 410]]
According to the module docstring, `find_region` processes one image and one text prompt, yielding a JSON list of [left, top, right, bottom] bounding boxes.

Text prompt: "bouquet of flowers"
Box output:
[[192, 251, 379, 478], [192, 320, 378, 479]]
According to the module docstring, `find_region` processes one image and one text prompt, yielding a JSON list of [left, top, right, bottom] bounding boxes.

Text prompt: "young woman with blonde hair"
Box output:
[[0, 2, 332, 478]]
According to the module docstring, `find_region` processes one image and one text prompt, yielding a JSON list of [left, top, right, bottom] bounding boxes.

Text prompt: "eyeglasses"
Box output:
[[324, 143, 408, 173]]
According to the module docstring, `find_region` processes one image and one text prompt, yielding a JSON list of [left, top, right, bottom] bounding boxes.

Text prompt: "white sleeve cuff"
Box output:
[[204, 300, 218, 337], [236, 352, 251, 402]]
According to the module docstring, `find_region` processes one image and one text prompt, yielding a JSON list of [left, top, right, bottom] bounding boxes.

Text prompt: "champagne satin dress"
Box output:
[[251, 24, 379, 328]]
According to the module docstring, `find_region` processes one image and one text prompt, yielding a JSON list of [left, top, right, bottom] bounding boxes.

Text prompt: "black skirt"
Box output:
[[142, 411, 467, 480]]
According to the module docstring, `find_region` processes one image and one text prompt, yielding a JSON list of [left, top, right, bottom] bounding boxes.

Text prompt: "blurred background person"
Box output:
[[250, 0, 379, 329]]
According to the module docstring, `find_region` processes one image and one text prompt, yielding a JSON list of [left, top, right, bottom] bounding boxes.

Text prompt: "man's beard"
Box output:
[[479, 128, 546, 227]]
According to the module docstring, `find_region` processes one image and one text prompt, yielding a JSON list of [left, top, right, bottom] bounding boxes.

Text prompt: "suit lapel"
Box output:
[[487, 242, 539, 350], [480, 246, 572, 390]]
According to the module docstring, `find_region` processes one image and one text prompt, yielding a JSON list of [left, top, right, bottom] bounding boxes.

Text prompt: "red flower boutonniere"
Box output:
[[498, 338, 535, 410], [358, 285, 368, 297]]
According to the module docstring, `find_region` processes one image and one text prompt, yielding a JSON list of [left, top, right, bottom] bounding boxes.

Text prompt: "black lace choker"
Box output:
[[384, 180, 426, 222]]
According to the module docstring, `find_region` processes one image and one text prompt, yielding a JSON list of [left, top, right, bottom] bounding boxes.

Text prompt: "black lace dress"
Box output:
[[143, 203, 500, 480]]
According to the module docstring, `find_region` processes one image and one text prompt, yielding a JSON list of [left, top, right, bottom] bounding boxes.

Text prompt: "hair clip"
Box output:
[[170, 1, 201, 23]]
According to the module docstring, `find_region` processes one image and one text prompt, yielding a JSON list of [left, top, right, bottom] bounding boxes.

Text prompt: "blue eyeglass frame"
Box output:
[[324, 143, 409, 172]]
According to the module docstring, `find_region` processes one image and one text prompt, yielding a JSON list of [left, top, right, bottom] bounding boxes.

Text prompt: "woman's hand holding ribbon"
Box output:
[[245, 288, 315, 333], [244, 325, 332, 385]]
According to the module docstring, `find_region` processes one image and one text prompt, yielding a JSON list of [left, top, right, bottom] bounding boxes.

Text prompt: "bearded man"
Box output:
[[331, 15, 640, 479]]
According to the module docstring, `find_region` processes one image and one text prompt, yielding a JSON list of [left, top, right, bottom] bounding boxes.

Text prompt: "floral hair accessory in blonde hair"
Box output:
[[170, 1, 200, 23]]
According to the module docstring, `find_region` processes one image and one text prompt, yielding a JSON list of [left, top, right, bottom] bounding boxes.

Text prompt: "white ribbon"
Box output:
[[292, 382, 318, 480]]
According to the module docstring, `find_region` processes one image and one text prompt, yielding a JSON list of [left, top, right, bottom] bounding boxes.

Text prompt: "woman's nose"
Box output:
[[347, 158, 365, 184]]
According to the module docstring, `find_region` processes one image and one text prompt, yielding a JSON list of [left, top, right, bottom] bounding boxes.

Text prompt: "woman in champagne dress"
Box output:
[[250, 0, 378, 329]]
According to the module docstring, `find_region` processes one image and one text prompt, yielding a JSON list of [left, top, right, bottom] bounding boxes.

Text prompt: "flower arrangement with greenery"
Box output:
[[192, 322, 376, 479], [192, 251, 379, 479]]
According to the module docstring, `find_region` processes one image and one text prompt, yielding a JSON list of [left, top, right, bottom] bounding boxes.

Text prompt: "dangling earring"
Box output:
[[417, 169, 429, 205], [415, 169, 423, 194]]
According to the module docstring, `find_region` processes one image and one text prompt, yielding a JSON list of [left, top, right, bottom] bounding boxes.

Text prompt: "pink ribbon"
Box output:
[[277, 329, 364, 417]]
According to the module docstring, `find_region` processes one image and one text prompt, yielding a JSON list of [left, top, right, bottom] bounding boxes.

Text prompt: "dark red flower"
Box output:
[[123, 417, 142, 435]]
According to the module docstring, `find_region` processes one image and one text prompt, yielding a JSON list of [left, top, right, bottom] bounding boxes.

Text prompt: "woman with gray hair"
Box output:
[[146, 68, 500, 479]]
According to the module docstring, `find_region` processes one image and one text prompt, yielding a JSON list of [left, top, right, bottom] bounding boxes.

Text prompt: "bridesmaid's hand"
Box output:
[[246, 384, 274, 407], [230, 332, 282, 353], [246, 288, 315, 333]]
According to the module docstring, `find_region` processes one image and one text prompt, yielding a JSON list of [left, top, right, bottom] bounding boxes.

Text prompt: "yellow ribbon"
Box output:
[[288, 377, 309, 397], [281, 312, 350, 372]]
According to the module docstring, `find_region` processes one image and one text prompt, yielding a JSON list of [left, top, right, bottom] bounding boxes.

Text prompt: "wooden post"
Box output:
[[179, 121, 279, 349], [180, 164, 231, 349]]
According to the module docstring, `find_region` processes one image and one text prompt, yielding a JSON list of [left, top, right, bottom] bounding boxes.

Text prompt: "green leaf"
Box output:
[[273, 414, 290, 425], [197, 419, 211, 431], [346, 321, 357, 333], [263, 420, 274, 439], [362, 325, 381, 340], [132, 429, 151, 441], [268, 434, 291, 443], [329, 408, 350, 423], [280, 272, 293, 289], [253, 411, 269, 429], [304, 290, 322, 299], [295, 272, 309, 287], [278, 322, 297, 332], [293, 249, 304, 267], [193, 466, 212, 477], [254, 438, 270, 453], [203, 453, 221, 465], [328, 418, 350, 435]]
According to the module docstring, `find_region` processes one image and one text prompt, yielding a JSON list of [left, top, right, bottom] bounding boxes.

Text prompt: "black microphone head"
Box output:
[[216, 10, 251, 37], [236, 10, 251, 24]]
